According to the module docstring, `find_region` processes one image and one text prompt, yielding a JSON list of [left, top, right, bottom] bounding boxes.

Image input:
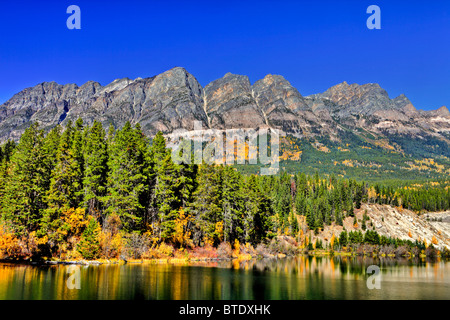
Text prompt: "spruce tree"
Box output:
[[105, 122, 150, 231], [154, 151, 181, 242], [77, 216, 101, 260], [221, 165, 245, 243], [83, 121, 108, 221], [305, 199, 315, 230], [339, 229, 348, 247], [243, 175, 266, 243], [71, 118, 85, 207], [190, 164, 223, 245], [43, 122, 81, 242], [1, 123, 50, 237], [295, 192, 307, 216], [289, 211, 299, 235]]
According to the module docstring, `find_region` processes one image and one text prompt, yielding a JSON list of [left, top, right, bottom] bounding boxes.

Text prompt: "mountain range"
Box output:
[[1, 67, 450, 179], [1, 67, 449, 143]]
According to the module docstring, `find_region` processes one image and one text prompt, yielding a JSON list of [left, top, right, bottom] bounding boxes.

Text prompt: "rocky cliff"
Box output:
[[312, 204, 450, 250], [0, 67, 449, 148]]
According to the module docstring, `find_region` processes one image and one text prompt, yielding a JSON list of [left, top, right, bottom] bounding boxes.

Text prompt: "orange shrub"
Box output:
[[190, 244, 218, 259], [0, 225, 21, 258], [432, 236, 438, 245], [100, 230, 124, 259]]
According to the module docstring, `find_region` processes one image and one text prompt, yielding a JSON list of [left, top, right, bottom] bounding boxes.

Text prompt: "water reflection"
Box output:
[[0, 256, 449, 300]]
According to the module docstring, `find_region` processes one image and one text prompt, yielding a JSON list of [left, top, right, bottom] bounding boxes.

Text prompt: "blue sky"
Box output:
[[0, 0, 449, 110]]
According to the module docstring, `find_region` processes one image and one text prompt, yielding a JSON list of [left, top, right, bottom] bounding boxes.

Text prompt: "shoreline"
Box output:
[[1, 250, 446, 267]]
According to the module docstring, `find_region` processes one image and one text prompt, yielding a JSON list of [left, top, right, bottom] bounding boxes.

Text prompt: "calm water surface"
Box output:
[[0, 256, 449, 300]]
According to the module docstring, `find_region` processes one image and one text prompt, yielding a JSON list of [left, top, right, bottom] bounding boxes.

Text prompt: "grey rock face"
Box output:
[[0, 67, 211, 141], [0, 67, 449, 146], [252, 74, 333, 137], [0, 82, 80, 140], [307, 81, 406, 119], [427, 106, 450, 117], [204, 72, 266, 129], [305, 81, 450, 138]]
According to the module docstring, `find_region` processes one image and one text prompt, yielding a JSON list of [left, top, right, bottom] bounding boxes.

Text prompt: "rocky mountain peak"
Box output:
[[99, 77, 135, 94], [79, 81, 102, 96], [152, 67, 202, 97], [252, 74, 309, 112], [323, 82, 386, 102], [437, 106, 450, 115], [204, 72, 264, 129], [430, 106, 450, 117], [307, 81, 406, 119], [251, 74, 322, 136], [393, 94, 417, 114]]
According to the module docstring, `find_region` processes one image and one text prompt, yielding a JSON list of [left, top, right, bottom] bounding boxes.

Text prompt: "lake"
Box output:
[[0, 256, 449, 300]]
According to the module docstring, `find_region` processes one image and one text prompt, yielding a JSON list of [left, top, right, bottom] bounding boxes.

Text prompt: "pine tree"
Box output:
[[348, 200, 355, 217], [148, 131, 179, 241], [71, 118, 85, 207], [314, 203, 324, 232], [105, 122, 150, 231], [1, 123, 50, 237], [0, 140, 15, 163], [295, 192, 307, 216], [273, 173, 291, 230], [242, 174, 272, 243], [289, 211, 299, 235], [150, 131, 168, 164], [154, 151, 181, 242], [339, 229, 348, 247], [0, 140, 16, 212], [177, 157, 197, 209], [46, 122, 76, 206], [77, 216, 101, 260], [221, 166, 245, 243], [190, 164, 223, 245], [43, 122, 82, 244], [355, 184, 363, 209], [362, 209, 368, 231], [83, 121, 108, 221], [305, 199, 315, 229]]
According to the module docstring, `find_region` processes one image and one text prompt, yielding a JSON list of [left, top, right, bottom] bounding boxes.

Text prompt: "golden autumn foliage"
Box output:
[[58, 208, 88, 239], [330, 234, 336, 249], [407, 158, 446, 173], [172, 208, 193, 248], [0, 225, 20, 258], [100, 231, 123, 259], [432, 236, 438, 245], [144, 222, 161, 247], [233, 239, 240, 258], [100, 213, 123, 259], [342, 160, 354, 167], [214, 221, 224, 243], [47, 208, 90, 259], [203, 236, 214, 247], [367, 187, 377, 203], [156, 242, 174, 258]]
